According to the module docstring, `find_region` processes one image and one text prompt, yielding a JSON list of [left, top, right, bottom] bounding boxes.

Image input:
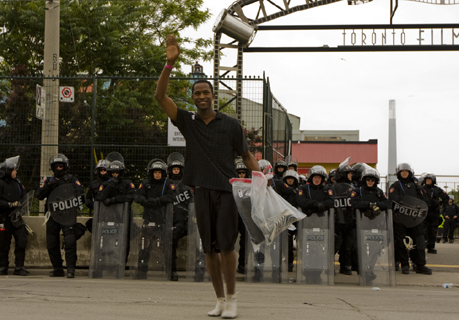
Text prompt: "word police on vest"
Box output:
[[49, 195, 85, 213], [393, 202, 426, 218], [334, 198, 351, 208], [174, 190, 191, 205]]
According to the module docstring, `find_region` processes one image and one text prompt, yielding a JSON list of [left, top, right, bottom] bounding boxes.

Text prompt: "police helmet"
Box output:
[[396, 163, 414, 180], [308, 165, 328, 184], [0, 155, 20, 179], [147, 159, 167, 179], [49, 153, 69, 171], [107, 160, 125, 176], [236, 162, 248, 174], [423, 172, 437, 185], [94, 159, 110, 175], [274, 160, 288, 172], [283, 170, 299, 185], [351, 163, 371, 182], [258, 159, 273, 176], [361, 167, 380, 185], [335, 164, 353, 182]]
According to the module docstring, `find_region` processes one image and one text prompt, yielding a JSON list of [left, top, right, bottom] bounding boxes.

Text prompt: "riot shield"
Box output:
[[245, 230, 288, 283], [186, 202, 208, 282], [9, 191, 34, 228], [392, 195, 428, 228], [331, 183, 354, 224], [296, 209, 335, 285], [47, 184, 84, 226], [356, 209, 396, 287], [89, 201, 130, 279], [129, 203, 173, 280]]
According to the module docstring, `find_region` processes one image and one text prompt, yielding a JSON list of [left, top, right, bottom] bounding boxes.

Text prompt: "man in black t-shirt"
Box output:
[[155, 34, 260, 319]]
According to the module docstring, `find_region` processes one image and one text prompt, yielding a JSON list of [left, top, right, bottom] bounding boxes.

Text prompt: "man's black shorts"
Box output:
[[194, 187, 238, 253]]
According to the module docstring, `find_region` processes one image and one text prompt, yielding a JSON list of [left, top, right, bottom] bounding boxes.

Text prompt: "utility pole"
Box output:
[[40, 0, 60, 213], [387, 100, 397, 194]]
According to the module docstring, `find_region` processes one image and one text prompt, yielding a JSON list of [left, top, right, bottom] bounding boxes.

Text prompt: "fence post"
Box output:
[[90, 77, 97, 184]]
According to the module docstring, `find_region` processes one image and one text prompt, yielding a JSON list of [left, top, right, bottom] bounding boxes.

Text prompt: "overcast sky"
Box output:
[[182, 0, 459, 177]]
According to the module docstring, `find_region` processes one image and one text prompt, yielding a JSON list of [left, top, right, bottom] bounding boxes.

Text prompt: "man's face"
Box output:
[[288, 166, 296, 171], [286, 177, 294, 186], [192, 82, 214, 111], [153, 170, 162, 180], [366, 178, 375, 188], [400, 170, 409, 179], [347, 172, 353, 181], [111, 171, 120, 178], [312, 175, 322, 186], [449, 199, 453, 205], [425, 178, 432, 185], [172, 167, 180, 175], [10, 169, 17, 179], [277, 167, 285, 174], [237, 170, 246, 178]]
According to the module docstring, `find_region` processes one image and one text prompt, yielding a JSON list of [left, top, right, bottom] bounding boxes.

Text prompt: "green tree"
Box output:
[[0, 0, 213, 187]]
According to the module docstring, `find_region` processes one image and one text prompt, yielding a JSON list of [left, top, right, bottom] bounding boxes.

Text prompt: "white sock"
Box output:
[[221, 294, 237, 319], [207, 297, 225, 317]]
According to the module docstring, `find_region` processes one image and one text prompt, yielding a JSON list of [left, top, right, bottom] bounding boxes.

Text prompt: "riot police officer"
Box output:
[[351, 167, 390, 283], [297, 165, 333, 216], [96, 160, 135, 206], [329, 162, 355, 275], [134, 159, 175, 279], [389, 163, 432, 275], [235, 162, 249, 274], [35, 153, 84, 278], [421, 173, 449, 253], [0, 156, 29, 276], [167, 154, 193, 281], [85, 159, 110, 233], [273, 160, 287, 180], [325, 169, 336, 187]]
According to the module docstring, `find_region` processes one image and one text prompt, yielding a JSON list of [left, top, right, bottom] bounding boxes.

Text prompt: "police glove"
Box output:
[[8, 201, 21, 208], [317, 203, 327, 213], [103, 197, 116, 206], [364, 209, 374, 218], [372, 205, 381, 216], [146, 198, 161, 208]]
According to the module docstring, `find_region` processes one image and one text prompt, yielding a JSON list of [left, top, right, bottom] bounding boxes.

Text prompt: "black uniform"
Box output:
[[297, 183, 333, 216], [96, 177, 135, 205], [441, 202, 459, 242], [422, 184, 449, 251], [35, 174, 84, 275], [170, 179, 193, 275], [389, 179, 429, 270], [0, 176, 27, 274], [134, 178, 175, 275], [351, 186, 390, 215]]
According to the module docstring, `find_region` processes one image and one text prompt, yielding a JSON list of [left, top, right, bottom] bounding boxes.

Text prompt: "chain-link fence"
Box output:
[[0, 74, 292, 212]]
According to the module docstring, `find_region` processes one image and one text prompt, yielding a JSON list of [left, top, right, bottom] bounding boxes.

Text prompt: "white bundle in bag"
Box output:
[[250, 171, 306, 245]]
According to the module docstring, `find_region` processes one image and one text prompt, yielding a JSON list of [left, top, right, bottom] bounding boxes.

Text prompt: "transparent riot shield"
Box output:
[[356, 209, 395, 287], [186, 201, 207, 282], [129, 203, 173, 280], [89, 201, 130, 279], [245, 230, 288, 283], [296, 209, 335, 285]]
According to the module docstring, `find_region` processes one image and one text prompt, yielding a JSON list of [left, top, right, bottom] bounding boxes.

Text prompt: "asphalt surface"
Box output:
[[1, 242, 458, 320]]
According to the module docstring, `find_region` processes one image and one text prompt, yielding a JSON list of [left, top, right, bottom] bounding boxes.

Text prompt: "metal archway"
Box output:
[[212, 0, 459, 119]]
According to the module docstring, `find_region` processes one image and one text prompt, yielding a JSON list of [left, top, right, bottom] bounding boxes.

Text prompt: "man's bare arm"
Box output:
[[155, 34, 180, 122], [241, 151, 260, 172]]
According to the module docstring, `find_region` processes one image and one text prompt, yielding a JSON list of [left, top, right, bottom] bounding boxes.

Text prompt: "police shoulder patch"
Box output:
[[170, 184, 176, 190], [298, 190, 303, 196], [130, 182, 135, 189], [99, 185, 104, 192], [75, 180, 81, 186], [284, 183, 289, 188], [328, 189, 333, 196], [139, 183, 143, 189], [351, 191, 357, 198], [389, 187, 394, 193]]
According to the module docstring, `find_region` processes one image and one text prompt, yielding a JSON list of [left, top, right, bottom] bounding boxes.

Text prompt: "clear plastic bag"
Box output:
[[250, 171, 306, 245], [230, 178, 266, 248]]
